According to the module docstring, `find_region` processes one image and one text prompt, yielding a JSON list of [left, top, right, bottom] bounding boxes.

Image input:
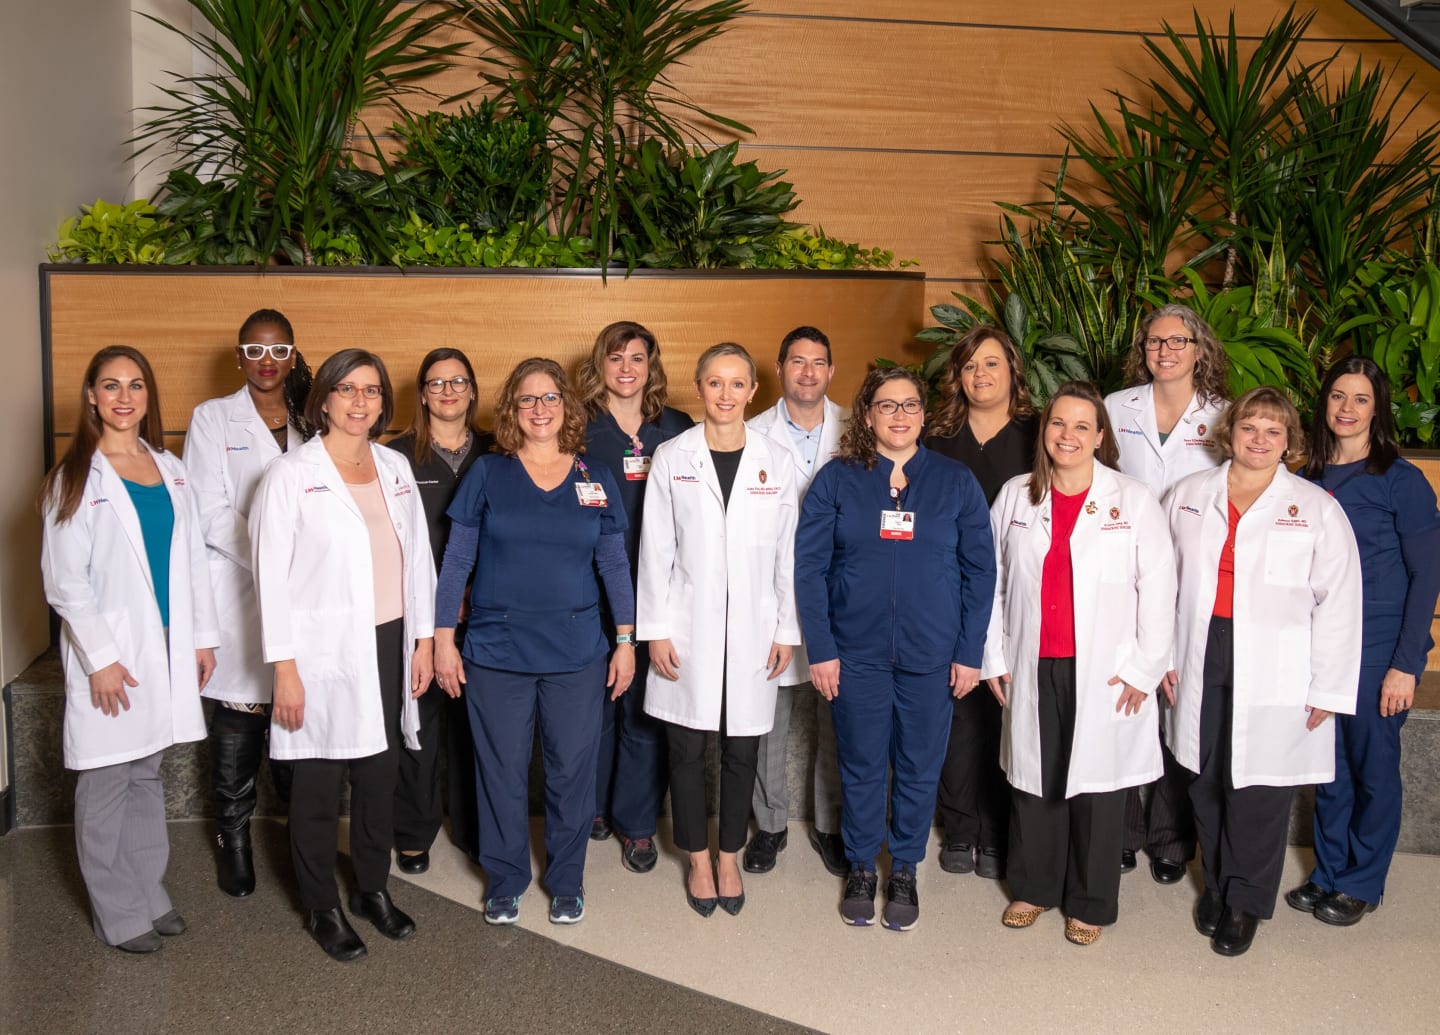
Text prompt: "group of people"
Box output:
[[39, 305, 1439, 963]]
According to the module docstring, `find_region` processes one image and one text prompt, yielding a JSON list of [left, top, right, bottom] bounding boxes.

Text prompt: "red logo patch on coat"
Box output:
[[1109, 506, 1120, 520], [759, 469, 767, 484], [1288, 504, 1299, 517], [1197, 423, 1207, 436]]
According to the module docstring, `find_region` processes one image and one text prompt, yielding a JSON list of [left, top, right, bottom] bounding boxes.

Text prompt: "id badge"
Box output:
[[880, 510, 915, 540], [623, 455, 651, 481], [575, 482, 609, 507]]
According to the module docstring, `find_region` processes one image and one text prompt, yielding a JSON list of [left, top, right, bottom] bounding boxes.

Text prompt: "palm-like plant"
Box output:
[[132, 0, 467, 264]]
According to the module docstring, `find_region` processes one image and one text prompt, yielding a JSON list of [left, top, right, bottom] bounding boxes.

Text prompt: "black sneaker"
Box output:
[[883, 868, 919, 931], [938, 841, 974, 874], [590, 815, 613, 841], [620, 836, 658, 874], [840, 865, 878, 926], [974, 846, 1005, 880]]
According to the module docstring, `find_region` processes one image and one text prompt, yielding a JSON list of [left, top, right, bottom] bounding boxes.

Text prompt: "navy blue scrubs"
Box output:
[[1308, 457, 1440, 902], [445, 454, 629, 900], [585, 407, 693, 840], [795, 445, 996, 869]]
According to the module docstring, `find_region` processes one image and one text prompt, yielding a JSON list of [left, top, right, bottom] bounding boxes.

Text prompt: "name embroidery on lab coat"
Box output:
[[226, 445, 250, 452], [304, 485, 331, 494], [89, 497, 110, 507], [672, 474, 699, 483]]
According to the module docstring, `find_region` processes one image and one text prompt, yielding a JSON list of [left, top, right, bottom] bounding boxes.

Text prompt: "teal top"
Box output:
[[122, 479, 174, 628]]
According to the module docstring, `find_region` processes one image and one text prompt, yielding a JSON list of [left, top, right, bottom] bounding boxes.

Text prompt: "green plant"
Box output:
[[620, 141, 798, 268], [50, 200, 172, 264], [749, 227, 910, 271], [456, 0, 752, 268], [133, 0, 467, 264], [389, 213, 595, 268]]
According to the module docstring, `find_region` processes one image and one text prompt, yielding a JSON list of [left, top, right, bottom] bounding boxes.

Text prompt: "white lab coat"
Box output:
[[747, 397, 848, 683], [1164, 463, 1362, 787], [186, 387, 302, 704], [981, 463, 1177, 797], [637, 424, 802, 735], [250, 437, 436, 760], [41, 445, 220, 771], [1105, 384, 1226, 496]]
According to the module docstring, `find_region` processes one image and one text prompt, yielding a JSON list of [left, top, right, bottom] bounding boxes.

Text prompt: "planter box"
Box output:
[[41, 265, 928, 463]]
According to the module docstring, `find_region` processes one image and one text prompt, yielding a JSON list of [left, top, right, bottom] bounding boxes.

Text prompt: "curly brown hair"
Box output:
[[838, 366, 927, 471], [1027, 381, 1120, 505], [576, 320, 672, 423], [1214, 386, 1307, 467], [1123, 304, 1231, 406], [493, 357, 587, 455], [928, 325, 1034, 438]]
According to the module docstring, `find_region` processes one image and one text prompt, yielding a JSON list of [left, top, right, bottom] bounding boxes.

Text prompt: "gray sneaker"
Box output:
[[883, 868, 919, 931], [841, 866, 878, 926]]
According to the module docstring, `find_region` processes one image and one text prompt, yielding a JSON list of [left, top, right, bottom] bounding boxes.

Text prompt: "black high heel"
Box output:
[[717, 857, 745, 916], [686, 860, 718, 918]]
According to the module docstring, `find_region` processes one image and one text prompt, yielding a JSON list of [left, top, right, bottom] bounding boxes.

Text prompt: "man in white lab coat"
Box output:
[[743, 326, 849, 876]]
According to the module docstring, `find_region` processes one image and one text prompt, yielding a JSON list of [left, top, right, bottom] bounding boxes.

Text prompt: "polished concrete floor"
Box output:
[[3, 817, 1438, 1034]]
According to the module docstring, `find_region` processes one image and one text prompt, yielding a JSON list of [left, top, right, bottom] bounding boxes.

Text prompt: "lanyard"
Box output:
[[575, 457, 591, 482]]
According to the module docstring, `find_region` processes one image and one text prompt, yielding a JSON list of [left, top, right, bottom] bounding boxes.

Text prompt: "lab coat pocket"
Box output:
[[1263, 532, 1314, 588], [1098, 532, 1132, 585], [292, 609, 348, 679], [1254, 627, 1310, 707]]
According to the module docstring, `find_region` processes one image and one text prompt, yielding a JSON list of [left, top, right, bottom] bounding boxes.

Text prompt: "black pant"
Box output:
[[289, 619, 404, 911], [1007, 658, 1125, 926], [393, 675, 479, 855], [1122, 738, 1197, 859], [935, 685, 1009, 850], [1188, 617, 1295, 919], [665, 684, 759, 855]]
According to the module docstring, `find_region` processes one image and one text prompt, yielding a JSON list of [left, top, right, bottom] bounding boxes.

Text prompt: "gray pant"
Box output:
[[73, 749, 174, 946], [751, 681, 842, 835]]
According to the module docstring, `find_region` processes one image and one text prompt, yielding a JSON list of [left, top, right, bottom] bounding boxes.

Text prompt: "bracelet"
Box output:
[[615, 632, 635, 645]]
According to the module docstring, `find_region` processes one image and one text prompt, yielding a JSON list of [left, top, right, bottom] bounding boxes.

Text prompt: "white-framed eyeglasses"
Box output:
[[870, 399, 923, 415], [517, 392, 563, 410], [1143, 335, 1195, 352], [425, 376, 473, 395], [240, 343, 295, 361], [332, 383, 383, 399]]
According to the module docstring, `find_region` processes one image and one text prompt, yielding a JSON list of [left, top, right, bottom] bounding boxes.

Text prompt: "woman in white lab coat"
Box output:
[[40, 345, 219, 953], [984, 381, 1176, 946], [185, 308, 310, 897], [1104, 303, 1230, 882], [1165, 387, 1361, 957], [637, 343, 801, 917], [250, 349, 435, 963]]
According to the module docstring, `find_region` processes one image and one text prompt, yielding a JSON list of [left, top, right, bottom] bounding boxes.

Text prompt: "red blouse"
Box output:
[[1213, 501, 1241, 619], [1039, 487, 1088, 658]]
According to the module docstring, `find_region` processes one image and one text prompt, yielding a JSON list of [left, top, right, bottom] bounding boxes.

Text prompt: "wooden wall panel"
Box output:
[[45, 269, 925, 445]]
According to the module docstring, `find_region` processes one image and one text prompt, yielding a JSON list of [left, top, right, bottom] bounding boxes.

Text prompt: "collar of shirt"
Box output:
[[779, 398, 824, 467]]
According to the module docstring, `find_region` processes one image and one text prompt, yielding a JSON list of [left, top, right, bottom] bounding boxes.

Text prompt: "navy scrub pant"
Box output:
[[1309, 662, 1407, 903], [466, 656, 606, 900], [829, 659, 952, 870], [594, 642, 668, 840]]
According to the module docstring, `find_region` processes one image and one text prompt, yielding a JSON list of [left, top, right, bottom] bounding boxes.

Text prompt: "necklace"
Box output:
[[269, 415, 284, 426]]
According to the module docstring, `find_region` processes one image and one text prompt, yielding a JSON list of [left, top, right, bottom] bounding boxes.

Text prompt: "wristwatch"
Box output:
[[615, 632, 635, 645]]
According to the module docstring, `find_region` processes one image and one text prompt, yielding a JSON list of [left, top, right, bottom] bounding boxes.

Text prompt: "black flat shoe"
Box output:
[[1195, 888, 1224, 937], [1120, 849, 1137, 873], [1314, 891, 1378, 927], [348, 890, 416, 941], [974, 847, 1006, 880], [1285, 880, 1328, 914], [396, 850, 430, 875], [1211, 908, 1259, 957], [743, 829, 787, 874], [810, 830, 848, 877], [1150, 857, 1186, 884], [306, 907, 367, 962]]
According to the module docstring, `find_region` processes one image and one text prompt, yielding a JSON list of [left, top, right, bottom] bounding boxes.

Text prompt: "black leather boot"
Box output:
[[211, 730, 263, 897]]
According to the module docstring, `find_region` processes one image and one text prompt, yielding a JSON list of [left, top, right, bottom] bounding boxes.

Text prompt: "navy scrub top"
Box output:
[[446, 453, 628, 673], [795, 444, 997, 672]]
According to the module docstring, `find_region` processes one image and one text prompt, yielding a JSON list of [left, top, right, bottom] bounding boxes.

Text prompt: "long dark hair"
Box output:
[[1027, 381, 1120, 505], [404, 348, 485, 464], [40, 346, 165, 523], [927, 325, 1033, 438], [576, 320, 672, 423], [1303, 356, 1399, 478], [239, 308, 313, 438], [838, 366, 927, 471]]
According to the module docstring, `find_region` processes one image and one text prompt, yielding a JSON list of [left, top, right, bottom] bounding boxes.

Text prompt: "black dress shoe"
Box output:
[[1120, 849, 1137, 873], [1151, 857, 1187, 885], [938, 841, 974, 874], [306, 907, 367, 962], [1211, 908, 1260, 957], [1194, 888, 1224, 937], [396, 850, 430, 875], [1314, 891, 1378, 927], [718, 890, 746, 916], [810, 830, 848, 877], [1285, 880, 1328, 914], [974, 846, 1006, 880], [743, 829, 787, 873], [348, 890, 416, 941]]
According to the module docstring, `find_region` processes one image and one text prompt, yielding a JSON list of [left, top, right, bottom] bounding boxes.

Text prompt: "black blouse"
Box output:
[[926, 414, 1039, 505]]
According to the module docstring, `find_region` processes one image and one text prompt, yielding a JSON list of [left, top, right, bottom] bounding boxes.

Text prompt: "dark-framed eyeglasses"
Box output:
[[424, 376, 473, 395], [870, 399, 923, 415], [1143, 335, 1195, 352], [517, 392, 563, 410]]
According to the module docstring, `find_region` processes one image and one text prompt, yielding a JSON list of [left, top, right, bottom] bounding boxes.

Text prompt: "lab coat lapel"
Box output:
[[302, 437, 363, 519], [687, 428, 724, 507], [93, 452, 155, 597]]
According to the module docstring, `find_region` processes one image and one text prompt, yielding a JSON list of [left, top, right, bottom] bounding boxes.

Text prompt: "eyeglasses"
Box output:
[[870, 399, 923, 415], [240, 343, 294, 361], [1143, 335, 1195, 352], [332, 383, 383, 399], [424, 376, 473, 395], [517, 393, 563, 410]]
